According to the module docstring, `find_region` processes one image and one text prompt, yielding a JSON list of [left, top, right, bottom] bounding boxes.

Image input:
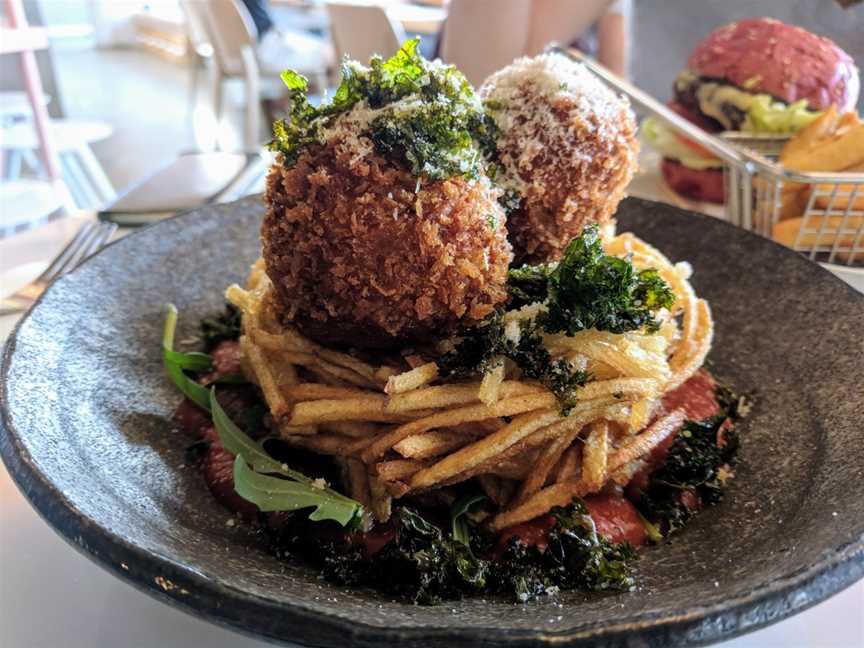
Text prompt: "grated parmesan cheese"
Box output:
[[480, 53, 635, 198]]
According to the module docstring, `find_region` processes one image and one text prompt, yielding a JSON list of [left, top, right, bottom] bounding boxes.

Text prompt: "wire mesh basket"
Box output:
[[562, 48, 864, 271], [722, 135, 864, 266]]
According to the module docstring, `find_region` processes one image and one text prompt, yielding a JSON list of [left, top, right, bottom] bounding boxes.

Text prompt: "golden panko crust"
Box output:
[[494, 86, 638, 265], [262, 143, 512, 348]]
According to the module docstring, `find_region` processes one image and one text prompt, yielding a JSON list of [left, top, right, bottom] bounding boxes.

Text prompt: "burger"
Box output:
[[644, 17, 860, 204]]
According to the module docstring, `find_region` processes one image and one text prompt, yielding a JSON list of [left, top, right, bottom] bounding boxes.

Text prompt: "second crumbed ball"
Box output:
[[481, 53, 639, 265]]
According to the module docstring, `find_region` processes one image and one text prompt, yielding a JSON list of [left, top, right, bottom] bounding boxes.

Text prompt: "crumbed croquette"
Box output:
[[262, 142, 512, 349], [481, 53, 639, 265]]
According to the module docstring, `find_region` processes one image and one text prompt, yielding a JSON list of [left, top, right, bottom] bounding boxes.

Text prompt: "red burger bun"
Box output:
[[687, 17, 860, 113], [661, 159, 725, 205]]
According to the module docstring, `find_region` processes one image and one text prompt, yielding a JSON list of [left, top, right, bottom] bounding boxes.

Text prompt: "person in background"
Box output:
[[530, 0, 631, 77], [439, 0, 631, 88], [597, 0, 631, 77], [240, 0, 275, 37], [238, 0, 332, 89]]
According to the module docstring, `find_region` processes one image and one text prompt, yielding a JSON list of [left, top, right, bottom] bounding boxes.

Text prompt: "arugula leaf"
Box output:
[[233, 456, 362, 526], [163, 304, 212, 410], [164, 349, 212, 372], [210, 389, 364, 527], [210, 388, 303, 478], [450, 494, 487, 549]]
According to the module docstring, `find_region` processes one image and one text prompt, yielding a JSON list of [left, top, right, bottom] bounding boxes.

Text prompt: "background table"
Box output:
[[1, 213, 862, 648]]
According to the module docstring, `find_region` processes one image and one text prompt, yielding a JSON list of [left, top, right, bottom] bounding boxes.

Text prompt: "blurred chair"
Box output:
[[180, 0, 329, 152], [180, 0, 214, 128], [326, 1, 405, 63], [1, 119, 116, 209]]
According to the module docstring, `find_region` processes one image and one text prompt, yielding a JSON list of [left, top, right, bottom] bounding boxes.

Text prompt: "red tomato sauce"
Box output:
[[492, 515, 556, 558], [627, 369, 724, 499], [494, 370, 728, 551], [583, 494, 647, 547]]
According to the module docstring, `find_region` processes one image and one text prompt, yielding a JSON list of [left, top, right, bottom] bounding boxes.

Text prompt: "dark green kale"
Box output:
[[269, 70, 327, 167], [319, 500, 635, 604], [322, 507, 488, 604], [637, 410, 739, 535], [541, 225, 674, 334], [545, 504, 637, 592], [269, 39, 496, 179], [437, 315, 590, 414], [488, 501, 637, 600], [507, 225, 675, 334], [507, 324, 591, 415], [200, 303, 242, 351], [506, 264, 551, 310]]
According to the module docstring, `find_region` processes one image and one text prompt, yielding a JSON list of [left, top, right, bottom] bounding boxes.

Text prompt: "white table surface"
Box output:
[[1, 211, 862, 648]]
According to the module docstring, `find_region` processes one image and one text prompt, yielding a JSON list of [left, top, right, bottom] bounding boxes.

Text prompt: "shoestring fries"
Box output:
[[225, 232, 713, 527]]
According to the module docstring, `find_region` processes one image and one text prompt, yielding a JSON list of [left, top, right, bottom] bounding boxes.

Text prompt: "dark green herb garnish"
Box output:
[[490, 502, 637, 600], [506, 264, 553, 311], [637, 406, 739, 535], [451, 494, 488, 550], [440, 226, 673, 412], [163, 304, 212, 410], [200, 303, 242, 352], [509, 225, 675, 334], [210, 388, 365, 528], [269, 39, 496, 180], [322, 506, 488, 604], [317, 500, 635, 604], [545, 503, 637, 592], [438, 315, 590, 414]]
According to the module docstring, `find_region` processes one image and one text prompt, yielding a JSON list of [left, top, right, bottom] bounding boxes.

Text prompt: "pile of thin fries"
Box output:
[[225, 232, 712, 531]]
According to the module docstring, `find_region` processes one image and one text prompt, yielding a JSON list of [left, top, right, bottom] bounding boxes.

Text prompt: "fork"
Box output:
[[0, 220, 118, 316]]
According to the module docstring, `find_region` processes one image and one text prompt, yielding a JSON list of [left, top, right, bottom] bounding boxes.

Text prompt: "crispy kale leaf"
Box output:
[[319, 500, 636, 605], [506, 264, 551, 310], [507, 225, 675, 334], [322, 507, 488, 604], [490, 502, 637, 600], [437, 315, 590, 414], [638, 410, 740, 534], [200, 303, 242, 351], [269, 39, 496, 179]]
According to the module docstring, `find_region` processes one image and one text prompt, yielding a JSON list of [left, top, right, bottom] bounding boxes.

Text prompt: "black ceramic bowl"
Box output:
[[2, 197, 863, 647]]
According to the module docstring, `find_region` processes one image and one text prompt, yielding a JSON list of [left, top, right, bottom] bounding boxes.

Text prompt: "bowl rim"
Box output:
[[2, 197, 863, 647]]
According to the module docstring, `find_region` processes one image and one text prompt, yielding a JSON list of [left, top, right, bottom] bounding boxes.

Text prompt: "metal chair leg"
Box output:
[[74, 145, 116, 205], [211, 68, 224, 151], [5, 149, 23, 179], [59, 153, 88, 207]]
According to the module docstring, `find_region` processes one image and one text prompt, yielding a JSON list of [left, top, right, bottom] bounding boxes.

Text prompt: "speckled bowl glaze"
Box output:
[[2, 197, 863, 647]]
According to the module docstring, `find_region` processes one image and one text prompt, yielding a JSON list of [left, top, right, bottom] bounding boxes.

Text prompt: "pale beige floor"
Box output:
[[51, 44, 253, 194]]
